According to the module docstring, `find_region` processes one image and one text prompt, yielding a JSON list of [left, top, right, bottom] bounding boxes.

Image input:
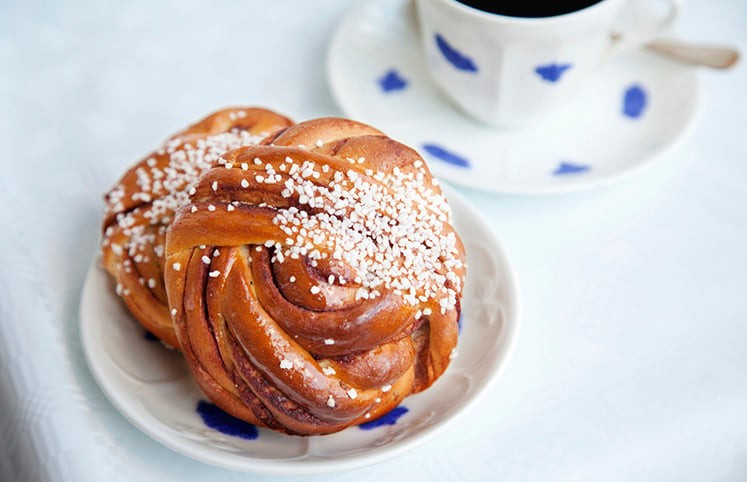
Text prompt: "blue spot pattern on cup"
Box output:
[[623, 84, 647, 119], [435, 34, 478, 72], [144, 331, 159, 342], [535, 63, 572, 82], [359, 406, 409, 430], [378, 69, 408, 92], [553, 162, 590, 176], [196, 400, 259, 440], [458, 312, 463, 334], [422, 143, 471, 168]]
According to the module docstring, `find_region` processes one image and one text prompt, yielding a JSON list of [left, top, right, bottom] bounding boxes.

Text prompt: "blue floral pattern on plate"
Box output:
[[623, 84, 647, 119], [196, 401, 259, 440], [359, 406, 409, 430], [378, 69, 408, 92], [553, 162, 591, 176], [422, 143, 471, 168]]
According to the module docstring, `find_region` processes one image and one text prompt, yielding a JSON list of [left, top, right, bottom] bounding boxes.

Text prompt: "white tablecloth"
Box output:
[[2, 1, 746, 480]]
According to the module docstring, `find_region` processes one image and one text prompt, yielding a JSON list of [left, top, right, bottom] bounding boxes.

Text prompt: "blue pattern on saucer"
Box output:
[[435, 34, 478, 72], [623, 84, 647, 119], [378, 69, 408, 92], [422, 143, 471, 168], [535, 63, 572, 82], [196, 401, 259, 440], [359, 406, 409, 430], [553, 162, 590, 176]]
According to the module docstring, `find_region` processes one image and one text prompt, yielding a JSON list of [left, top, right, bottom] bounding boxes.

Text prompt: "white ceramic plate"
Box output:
[[80, 185, 519, 475], [327, 0, 699, 195]]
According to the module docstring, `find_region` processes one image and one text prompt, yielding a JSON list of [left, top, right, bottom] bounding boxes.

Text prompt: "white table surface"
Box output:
[[1, 1, 746, 480]]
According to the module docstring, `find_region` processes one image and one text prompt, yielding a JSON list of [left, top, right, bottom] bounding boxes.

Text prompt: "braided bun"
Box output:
[[164, 118, 466, 435], [101, 108, 293, 347]]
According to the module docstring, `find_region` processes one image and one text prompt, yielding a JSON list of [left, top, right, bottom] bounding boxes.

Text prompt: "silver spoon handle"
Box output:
[[647, 39, 740, 69]]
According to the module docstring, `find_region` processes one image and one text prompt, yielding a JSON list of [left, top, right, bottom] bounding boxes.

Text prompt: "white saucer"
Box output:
[[79, 185, 519, 475], [327, 0, 699, 195]]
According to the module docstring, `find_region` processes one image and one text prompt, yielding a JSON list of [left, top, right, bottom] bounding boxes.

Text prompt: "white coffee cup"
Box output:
[[415, 0, 681, 127]]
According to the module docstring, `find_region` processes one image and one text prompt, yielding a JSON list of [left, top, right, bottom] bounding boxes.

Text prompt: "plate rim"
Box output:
[[326, 0, 701, 196], [79, 184, 520, 475]]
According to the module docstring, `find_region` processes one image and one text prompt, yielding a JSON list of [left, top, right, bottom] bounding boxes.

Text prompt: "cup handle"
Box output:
[[608, 0, 683, 58]]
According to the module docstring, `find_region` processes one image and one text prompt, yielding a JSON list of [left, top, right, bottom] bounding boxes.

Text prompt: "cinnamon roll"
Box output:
[[100, 108, 293, 347], [164, 117, 466, 435]]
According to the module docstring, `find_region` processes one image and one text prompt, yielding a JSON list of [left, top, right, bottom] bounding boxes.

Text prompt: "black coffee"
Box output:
[[456, 0, 603, 18]]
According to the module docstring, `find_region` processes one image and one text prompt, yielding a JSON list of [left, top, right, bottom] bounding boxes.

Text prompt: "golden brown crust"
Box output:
[[100, 107, 294, 347], [164, 117, 466, 435]]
